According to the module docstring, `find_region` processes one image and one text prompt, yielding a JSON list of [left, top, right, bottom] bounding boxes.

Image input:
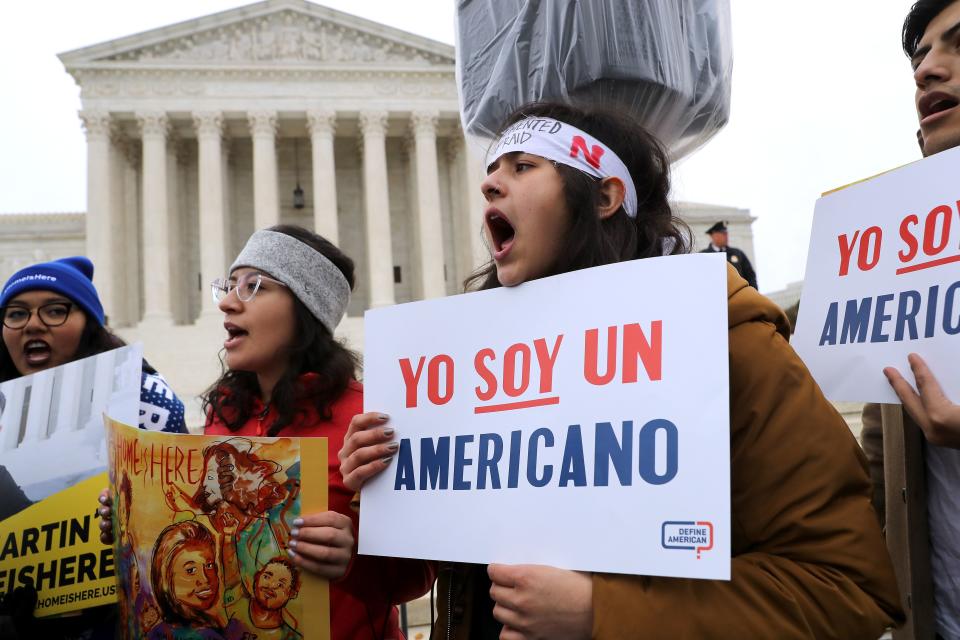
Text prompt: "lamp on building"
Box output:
[[292, 138, 305, 210]]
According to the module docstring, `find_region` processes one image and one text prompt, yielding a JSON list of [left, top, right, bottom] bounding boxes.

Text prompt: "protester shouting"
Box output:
[[339, 102, 904, 639]]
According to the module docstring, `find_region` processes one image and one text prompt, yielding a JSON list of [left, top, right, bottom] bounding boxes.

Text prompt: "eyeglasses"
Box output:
[[211, 272, 288, 304], [0, 302, 75, 330]]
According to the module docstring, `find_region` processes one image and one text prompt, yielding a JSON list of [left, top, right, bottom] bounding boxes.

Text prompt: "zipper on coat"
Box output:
[[446, 570, 453, 640], [256, 402, 270, 436]]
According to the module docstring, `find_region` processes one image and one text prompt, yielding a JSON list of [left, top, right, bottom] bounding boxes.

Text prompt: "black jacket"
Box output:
[[699, 245, 757, 289]]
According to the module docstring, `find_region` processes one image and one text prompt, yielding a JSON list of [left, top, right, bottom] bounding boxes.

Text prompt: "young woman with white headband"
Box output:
[[100, 225, 435, 640], [338, 103, 904, 639]]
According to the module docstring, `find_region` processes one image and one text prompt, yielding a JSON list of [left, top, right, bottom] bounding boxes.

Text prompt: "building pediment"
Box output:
[[59, 0, 454, 71]]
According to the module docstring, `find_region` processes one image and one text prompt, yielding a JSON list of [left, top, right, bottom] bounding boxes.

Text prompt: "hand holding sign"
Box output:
[[288, 511, 355, 580], [338, 412, 396, 492], [884, 354, 960, 448]]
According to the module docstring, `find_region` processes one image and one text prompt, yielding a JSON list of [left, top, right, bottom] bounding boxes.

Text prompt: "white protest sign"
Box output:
[[793, 146, 960, 404], [0, 343, 142, 501], [360, 254, 730, 579]]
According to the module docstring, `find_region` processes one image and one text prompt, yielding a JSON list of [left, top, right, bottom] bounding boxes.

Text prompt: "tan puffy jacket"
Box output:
[[436, 265, 904, 640]]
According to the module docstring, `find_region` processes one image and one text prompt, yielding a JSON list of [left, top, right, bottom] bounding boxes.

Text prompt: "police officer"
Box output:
[[700, 221, 757, 289]]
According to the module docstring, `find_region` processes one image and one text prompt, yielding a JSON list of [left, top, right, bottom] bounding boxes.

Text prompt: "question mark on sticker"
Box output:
[[696, 521, 714, 559]]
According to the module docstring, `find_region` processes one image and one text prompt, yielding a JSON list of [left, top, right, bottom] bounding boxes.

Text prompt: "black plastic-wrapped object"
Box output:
[[456, 0, 732, 160]]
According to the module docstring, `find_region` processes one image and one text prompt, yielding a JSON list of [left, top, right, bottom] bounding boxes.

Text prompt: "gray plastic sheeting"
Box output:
[[456, 0, 732, 160]]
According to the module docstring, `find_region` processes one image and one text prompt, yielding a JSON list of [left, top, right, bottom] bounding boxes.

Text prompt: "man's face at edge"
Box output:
[[913, 1, 960, 156]]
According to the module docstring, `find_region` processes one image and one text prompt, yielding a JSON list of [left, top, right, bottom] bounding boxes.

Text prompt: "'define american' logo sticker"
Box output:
[[661, 521, 714, 559]]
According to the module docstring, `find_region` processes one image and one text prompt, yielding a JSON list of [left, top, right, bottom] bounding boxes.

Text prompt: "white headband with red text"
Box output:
[[487, 117, 638, 218]]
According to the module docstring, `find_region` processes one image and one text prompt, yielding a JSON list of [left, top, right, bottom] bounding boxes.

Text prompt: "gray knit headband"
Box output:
[[230, 229, 350, 333]]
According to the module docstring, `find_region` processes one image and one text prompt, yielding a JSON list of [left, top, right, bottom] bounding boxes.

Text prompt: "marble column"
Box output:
[[462, 134, 489, 271], [248, 110, 279, 230], [359, 110, 395, 308], [166, 138, 185, 324], [107, 134, 132, 327], [136, 111, 173, 323], [221, 138, 233, 261], [79, 110, 117, 323], [444, 135, 467, 288], [193, 111, 227, 317], [120, 143, 143, 325], [410, 111, 446, 300], [306, 109, 339, 244]]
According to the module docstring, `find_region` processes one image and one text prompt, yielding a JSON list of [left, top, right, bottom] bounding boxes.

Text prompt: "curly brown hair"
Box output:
[[202, 225, 360, 436]]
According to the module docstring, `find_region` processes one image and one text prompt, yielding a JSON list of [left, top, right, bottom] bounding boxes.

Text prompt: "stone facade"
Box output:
[[0, 213, 86, 280], [43, 0, 484, 424]]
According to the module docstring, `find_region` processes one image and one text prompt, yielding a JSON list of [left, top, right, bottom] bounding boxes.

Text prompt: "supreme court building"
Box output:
[[1, 0, 758, 427]]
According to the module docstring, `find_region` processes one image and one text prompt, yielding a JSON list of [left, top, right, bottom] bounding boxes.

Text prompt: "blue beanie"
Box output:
[[0, 257, 105, 326]]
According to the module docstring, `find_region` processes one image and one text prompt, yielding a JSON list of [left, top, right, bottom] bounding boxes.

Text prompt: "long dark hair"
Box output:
[[465, 102, 691, 291], [0, 310, 130, 382], [202, 225, 360, 437]]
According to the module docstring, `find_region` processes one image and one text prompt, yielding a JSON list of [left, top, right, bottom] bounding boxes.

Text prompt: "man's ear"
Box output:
[[597, 177, 627, 220]]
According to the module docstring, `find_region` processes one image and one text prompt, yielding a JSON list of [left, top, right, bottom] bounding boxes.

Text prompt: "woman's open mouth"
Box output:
[[485, 208, 516, 260], [23, 340, 52, 367], [223, 323, 248, 350]]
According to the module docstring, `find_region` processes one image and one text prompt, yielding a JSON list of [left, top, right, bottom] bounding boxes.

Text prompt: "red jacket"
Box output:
[[205, 376, 436, 640]]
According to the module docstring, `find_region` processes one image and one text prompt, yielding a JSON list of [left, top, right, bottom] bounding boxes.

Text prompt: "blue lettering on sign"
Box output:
[[819, 282, 960, 346], [559, 425, 586, 487], [527, 428, 554, 488], [420, 437, 450, 490], [595, 421, 632, 486], [894, 290, 922, 341], [507, 430, 522, 488], [477, 433, 503, 490], [392, 418, 680, 491], [453, 434, 474, 490]]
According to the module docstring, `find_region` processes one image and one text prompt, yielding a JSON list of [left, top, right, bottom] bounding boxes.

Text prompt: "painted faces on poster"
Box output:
[[171, 542, 219, 611]]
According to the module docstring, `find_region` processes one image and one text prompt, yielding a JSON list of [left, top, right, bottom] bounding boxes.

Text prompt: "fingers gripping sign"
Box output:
[[97, 489, 114, 545], [288, 511, 355, 580], [338, 411, 398, 492], [885, 353, 960, 448], [487, 564, 593, 640]]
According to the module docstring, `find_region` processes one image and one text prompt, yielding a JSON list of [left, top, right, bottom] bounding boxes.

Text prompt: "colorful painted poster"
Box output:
[[0, 343, 142, 616], [105, 418, 329, 640]]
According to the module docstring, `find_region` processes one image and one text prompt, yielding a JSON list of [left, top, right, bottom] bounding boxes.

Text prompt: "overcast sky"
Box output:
[[0, 1, 920, 292]]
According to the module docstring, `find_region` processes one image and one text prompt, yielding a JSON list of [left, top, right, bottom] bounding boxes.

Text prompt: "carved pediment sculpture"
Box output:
[[99, 9, 452, 66]]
